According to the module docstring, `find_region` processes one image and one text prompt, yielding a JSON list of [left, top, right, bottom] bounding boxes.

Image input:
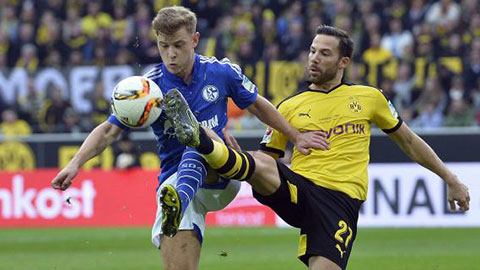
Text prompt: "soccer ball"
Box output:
[[111, 76, 163, 129]]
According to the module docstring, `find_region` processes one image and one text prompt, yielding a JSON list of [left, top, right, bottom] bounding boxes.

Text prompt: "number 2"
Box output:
[[334, 220, 353, 248]]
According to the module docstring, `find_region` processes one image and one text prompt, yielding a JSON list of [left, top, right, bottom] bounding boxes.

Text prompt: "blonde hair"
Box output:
[[152, 6, 197, 35]]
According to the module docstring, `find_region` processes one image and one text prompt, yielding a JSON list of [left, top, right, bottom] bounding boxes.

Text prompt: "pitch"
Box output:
[[0, 227, 478, 270]]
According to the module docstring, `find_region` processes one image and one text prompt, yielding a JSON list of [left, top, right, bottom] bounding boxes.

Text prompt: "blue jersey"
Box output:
[[108, 54, 258, 184]]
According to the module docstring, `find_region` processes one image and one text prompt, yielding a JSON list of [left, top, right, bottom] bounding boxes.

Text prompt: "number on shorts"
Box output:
[[334, 220, 353, 259]]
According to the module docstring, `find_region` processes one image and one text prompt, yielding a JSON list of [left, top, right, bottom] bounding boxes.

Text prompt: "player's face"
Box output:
[[156, 26, 199, 78], [307, 34, 347, 85]]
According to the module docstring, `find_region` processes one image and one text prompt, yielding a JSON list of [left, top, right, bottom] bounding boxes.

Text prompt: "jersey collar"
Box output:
[[307, 82, 345, 94], [162, 53, 201, 86]]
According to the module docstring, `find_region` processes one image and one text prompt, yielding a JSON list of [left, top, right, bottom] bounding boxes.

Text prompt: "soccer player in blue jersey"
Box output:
[[51, 6, 328, 270]]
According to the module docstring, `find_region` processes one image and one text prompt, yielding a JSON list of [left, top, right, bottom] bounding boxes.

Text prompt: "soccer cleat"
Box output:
[[160, 184, 182, 237], [164, 88, 200, 148]]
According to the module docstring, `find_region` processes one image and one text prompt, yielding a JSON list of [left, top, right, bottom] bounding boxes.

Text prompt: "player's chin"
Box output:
[[166, 65, 179, 74], [308, 71, 321, 80], [172, 68, 184, 76], [308, 75, 324, 84]]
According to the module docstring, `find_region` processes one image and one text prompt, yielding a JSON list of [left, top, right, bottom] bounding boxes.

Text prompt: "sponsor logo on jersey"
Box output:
[[202, 85, 219, 102], [321, 123, 366, 139], [242, 75, 256, 93], [200, 115, 219, 129]]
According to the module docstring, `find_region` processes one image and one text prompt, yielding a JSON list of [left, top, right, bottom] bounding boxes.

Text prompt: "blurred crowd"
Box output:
[[0, 0, 479, 137]]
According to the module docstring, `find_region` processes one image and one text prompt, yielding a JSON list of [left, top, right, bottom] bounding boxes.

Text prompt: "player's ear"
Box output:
[[339, 56, 350, 69], [192, 32, 200, 48]]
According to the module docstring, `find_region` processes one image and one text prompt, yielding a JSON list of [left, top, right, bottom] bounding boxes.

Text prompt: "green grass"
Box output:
[[0, 227, 478, 270]]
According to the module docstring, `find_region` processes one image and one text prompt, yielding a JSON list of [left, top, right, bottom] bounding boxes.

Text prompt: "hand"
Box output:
[[447, 180, 470, 212], [294, 131, 329, 155], [222, 129, 242, 152], [51, 164, 79, 191]]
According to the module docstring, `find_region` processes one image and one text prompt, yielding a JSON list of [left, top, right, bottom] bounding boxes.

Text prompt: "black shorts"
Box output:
[[252, 162, 363, 270]]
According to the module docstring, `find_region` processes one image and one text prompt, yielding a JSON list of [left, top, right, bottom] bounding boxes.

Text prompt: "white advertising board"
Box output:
[[276, 163, 479, 227], [358, 163, 479, 227]]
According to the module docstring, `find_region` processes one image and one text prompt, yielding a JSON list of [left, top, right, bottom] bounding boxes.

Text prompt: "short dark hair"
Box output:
[[316, 25, 354, 59]]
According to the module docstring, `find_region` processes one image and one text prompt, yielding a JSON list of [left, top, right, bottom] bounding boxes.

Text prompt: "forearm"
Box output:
[[388, 126, 469, 211], [397, 133, 458, 185], [248, 96, 299, 142], [70, 122, 120, 168]]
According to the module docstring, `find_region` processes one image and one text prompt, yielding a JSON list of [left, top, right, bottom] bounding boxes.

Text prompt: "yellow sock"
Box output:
[[202, 139, 230, 169], [201, 140, 254, 181]]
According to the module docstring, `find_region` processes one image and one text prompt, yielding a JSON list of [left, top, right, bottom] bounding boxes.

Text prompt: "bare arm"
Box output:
[[388, 123, 470, 211], [70, 122, 123, 167], [247, 95, 329, 154], [51, 121, 123, 190]]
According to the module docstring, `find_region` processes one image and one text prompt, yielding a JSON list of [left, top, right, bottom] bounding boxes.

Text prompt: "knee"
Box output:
[[247, 151, 276, 177], [248, 151, 274, 170], [246, 151, 281, 195]]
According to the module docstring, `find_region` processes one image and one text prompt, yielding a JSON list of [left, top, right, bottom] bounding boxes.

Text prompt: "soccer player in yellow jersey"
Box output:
[[164, 25, 470, 270]]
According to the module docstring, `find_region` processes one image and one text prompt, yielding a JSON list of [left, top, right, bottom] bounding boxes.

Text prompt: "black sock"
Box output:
[[196, 127, 214, 154]]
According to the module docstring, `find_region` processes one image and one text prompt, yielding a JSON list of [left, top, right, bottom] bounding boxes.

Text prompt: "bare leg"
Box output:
[[202, 128, 281, 195], [308, 256, 341, 270], [246, 151, 281, 195], [160, 231, 201, 270]]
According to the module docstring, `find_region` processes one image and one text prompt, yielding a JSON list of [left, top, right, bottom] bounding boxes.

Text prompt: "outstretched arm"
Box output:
[[388, 123, 470, 211], [247, 95, 329, 154], [51, 121, 123, 190]]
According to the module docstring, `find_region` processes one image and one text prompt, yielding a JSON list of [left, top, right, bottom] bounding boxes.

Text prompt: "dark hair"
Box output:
[[152, 6, 197, 35], [316, 25, 354, 58]]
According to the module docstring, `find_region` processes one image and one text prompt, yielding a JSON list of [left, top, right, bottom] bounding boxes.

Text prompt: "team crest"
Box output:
[[348, 96, 362, 113], [202, 85, 219, 102]]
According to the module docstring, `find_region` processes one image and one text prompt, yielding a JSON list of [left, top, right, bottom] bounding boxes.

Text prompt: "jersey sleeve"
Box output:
[[223, 58, 258, 109], [107, 114, 131, 131], [372, 89, 403, 133], [259, 103, 289, 157]]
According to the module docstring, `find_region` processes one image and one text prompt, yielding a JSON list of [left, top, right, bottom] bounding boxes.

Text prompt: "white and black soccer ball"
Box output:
[[111, 76, 163, 129]]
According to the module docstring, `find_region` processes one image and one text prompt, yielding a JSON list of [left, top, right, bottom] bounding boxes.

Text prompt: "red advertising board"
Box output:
[[206, 183, 277, 226], [0, 169, 275, 227], [0, 169, 159, 227]]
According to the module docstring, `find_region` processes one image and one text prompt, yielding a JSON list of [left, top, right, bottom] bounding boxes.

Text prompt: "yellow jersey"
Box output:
[[260, 83, 402, 200], [0, 120, 32, 137]]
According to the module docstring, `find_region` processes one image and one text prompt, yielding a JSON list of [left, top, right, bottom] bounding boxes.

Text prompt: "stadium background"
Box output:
[[0, 0, 479, 269]]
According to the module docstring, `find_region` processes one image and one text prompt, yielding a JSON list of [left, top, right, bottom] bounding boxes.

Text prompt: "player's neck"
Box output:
[[181, 55, 196, 84]]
